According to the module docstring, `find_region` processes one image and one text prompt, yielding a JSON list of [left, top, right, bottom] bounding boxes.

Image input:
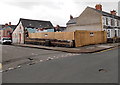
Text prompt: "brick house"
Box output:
[[0, 22, 16, 39]]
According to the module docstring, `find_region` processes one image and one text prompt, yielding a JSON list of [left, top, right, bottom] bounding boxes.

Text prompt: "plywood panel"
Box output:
[[29, 32, 74, 40], [28, 31, 107, 47], [75, 30, 107, 47]]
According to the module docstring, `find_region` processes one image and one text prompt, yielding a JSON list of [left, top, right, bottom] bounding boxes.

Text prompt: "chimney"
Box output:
[[70, 15, 73, 20], [5, 23, 8, 27], [8, 22, 11, 26], [110, 10, 117, 15], [95, 4, 102, 11]]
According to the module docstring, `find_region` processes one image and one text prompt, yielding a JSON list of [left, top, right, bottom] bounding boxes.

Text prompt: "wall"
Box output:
[[0, 30, 2, 39], [12, 22, 24, 44], [28, 31, 107, 47], [65, 24, 101, 32], [76, 7, 102, 30], [29, 32, 75, 40], [65, 7, 102, 32], [74, 30, 107, 47], [77, 7, 102, 25]]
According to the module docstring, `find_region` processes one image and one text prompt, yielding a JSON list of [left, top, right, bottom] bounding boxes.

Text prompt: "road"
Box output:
[[2, 45, 119, 83], [2, 45, 78, 70]]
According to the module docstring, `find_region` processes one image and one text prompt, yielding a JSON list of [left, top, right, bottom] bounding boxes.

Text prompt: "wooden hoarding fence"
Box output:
[[27, 30, 107, 47], [74, 30, 107, 47]]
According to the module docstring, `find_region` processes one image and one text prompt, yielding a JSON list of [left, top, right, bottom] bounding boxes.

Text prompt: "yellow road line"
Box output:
[[94, 47, 118, 54]]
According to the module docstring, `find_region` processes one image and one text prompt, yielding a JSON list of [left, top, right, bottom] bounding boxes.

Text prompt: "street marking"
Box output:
[[8, 67, 14, 70], [94, 47, 118, 54]]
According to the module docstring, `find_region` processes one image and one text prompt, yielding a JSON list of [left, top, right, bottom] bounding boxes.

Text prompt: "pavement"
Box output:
[[13, 43, 120, 53]]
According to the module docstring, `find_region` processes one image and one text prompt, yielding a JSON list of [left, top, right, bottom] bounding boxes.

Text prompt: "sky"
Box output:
[[0, 0, 120, 26]]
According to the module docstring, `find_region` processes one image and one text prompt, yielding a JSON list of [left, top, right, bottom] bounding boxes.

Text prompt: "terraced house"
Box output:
[[0, 22, 16, 39], [65, 4, 120, 42]]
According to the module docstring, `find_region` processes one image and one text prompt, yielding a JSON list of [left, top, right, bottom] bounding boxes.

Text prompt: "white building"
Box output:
[[12, 18, 54, 44]]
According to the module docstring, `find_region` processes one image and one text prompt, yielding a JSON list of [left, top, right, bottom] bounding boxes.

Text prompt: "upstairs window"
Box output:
[[106, 17, 108, 25], [111, 19, 115, 26], [117, 20, 120, 26]]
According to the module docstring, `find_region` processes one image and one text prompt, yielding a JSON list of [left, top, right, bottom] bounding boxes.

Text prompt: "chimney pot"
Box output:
[[110, 10, 117, 15], [9, 22, 11, 26], [95, 4, 102, 11], [5, 23, 8, 27], [70, 15, 73, 20]]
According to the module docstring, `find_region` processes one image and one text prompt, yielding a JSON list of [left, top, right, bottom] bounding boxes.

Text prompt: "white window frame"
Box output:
[[114, 19, 117, 27], [108, 17, 111, 26], [102, 16, 106, 25]]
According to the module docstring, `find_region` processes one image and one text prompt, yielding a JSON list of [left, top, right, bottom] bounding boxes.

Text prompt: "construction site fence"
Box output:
[[27, 30, 107, 47]]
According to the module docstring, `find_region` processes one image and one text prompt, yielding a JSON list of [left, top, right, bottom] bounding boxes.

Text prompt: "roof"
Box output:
[[0, 25, 16, 30], [54, 26, 66, 32], [19, 18, 54, 29], [66, 17, 78, 25], [88, 7, 120, 19], [10, 25, 16, 30]]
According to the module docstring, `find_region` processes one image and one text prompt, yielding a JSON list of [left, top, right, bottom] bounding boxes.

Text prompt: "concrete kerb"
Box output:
[[12, 43, 119, 53]]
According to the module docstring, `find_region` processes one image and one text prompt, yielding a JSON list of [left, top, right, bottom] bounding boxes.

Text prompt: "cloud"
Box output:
[[1, 0, 64, 10], [0, 0, 119, 26], [72, 0, 119, 3], [73, 1, 118, 13]]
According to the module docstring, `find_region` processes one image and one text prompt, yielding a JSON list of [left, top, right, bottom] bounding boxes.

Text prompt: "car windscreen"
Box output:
[[2, 38, 11, 40]]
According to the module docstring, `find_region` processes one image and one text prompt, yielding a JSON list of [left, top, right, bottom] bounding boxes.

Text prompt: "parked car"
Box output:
[[0, 37, 12, 45]]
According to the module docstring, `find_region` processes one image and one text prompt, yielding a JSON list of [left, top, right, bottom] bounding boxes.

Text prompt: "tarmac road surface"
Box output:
[[2, 47, 119, 83], [2, 45, 80, 71]]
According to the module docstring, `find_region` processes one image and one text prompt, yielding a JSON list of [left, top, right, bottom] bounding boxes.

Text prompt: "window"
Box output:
[[117, 20, 119, 26], [106, 17, 108, 25], [114, 19, 117, 26], [107, 29, 111, 38], [117, 20, 120, 26], [118, 30, 120, 37], [20, 26, 21, 29], [90, 32, 94, 37], [102, 16, 106, 25], [115, 30, 117, 37], [7, 31, 11, 35], [111, 18, 115, 26]]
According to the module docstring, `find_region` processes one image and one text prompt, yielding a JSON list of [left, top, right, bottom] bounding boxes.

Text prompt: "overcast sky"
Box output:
[[0, 0, 120, 26]]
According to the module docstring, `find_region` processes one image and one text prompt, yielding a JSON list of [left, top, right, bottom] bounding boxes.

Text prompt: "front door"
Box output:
[[19, 33, 21, 44]]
